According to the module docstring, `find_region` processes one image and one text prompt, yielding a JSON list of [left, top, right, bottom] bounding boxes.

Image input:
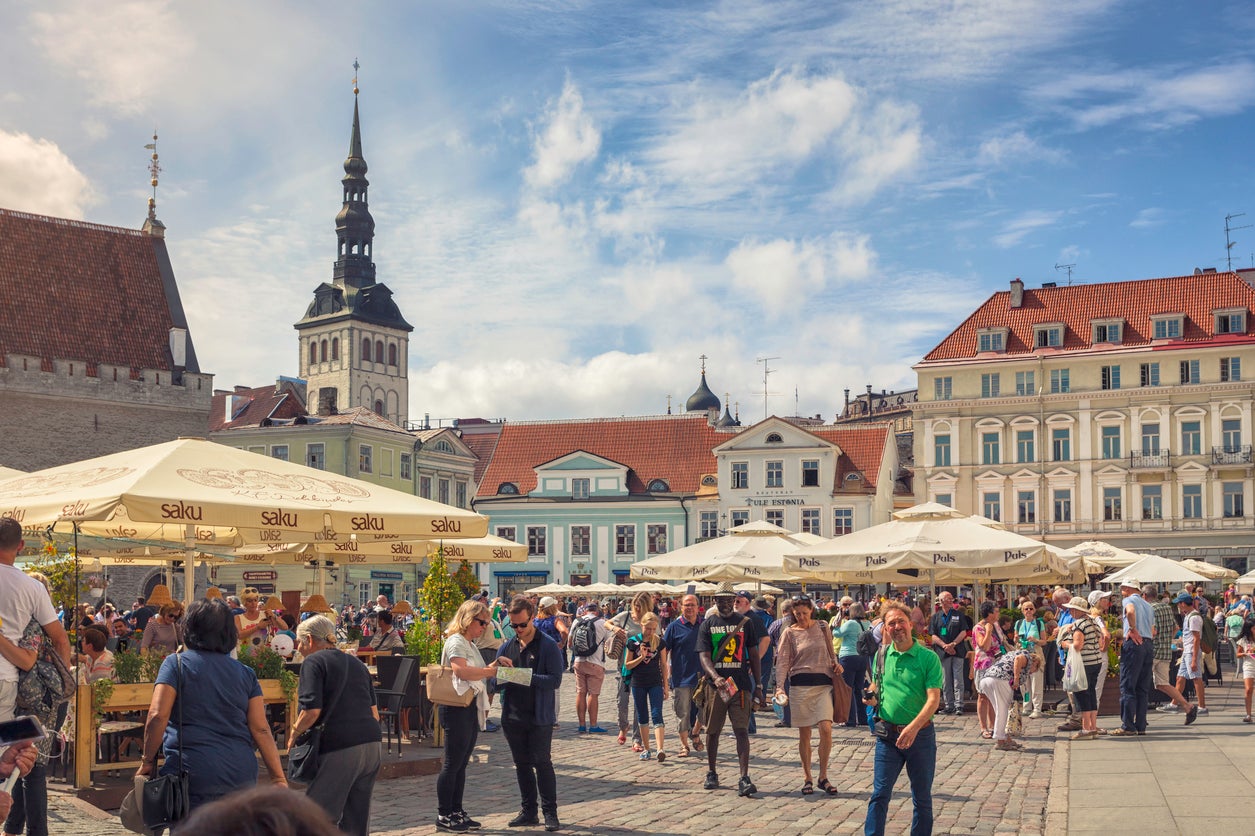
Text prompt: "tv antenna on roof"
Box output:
[[1226, 213, 1252, 272], [1054, 263, 1075, 285], [756, 356, 780, 420]]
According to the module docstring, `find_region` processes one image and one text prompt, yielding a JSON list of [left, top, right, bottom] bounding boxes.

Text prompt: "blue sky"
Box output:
[[3, 0, 1254, 423]]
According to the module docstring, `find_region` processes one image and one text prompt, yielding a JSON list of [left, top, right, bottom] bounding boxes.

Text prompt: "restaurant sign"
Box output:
[[242, 570, 278, 581], [370, 570, 404, 581]]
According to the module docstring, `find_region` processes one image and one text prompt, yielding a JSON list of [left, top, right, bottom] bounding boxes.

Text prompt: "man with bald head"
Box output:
[[663, 594, 704, 755], [928, 592, 971, 715]]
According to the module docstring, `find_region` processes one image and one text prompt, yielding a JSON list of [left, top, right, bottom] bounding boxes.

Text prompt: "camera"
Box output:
[[862, 687, 878, 704]]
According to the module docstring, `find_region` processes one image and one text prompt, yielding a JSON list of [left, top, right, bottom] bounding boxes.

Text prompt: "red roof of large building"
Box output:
[[460, 426, 502, 485], [477, 414, 726, 498], [807, 424, 894, 490], [0, 208, 202, 373], [922, 272, 1255, 363]]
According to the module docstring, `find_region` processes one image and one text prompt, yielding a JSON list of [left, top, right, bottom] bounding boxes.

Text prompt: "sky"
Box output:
[[3, 0, 1254, 425]]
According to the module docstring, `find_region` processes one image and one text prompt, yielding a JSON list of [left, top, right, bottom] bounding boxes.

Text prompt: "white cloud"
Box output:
[[1129, 208, 1166, 229], [831, 100, 922, 205], [523, 79, 601, 190], [725, 234, 875, 316], [978, 131, 1065, 166], [993, 210, 1062, 248], [0, 131, 94, 217]]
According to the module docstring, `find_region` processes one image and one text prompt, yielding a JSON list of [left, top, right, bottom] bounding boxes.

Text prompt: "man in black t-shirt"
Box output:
[[928, 591, 972, 715], [697, 581, 766, 797]]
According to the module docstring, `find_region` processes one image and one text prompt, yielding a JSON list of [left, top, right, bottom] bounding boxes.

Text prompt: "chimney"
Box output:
[[1009, 277, 1024, 308]]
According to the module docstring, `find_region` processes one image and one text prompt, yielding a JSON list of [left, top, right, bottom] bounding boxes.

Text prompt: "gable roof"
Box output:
[[477, 413, 725, 497], [0, 207, 202, 373], [208, 384, 306, 432], [807, 423, 895, 491], [921, 273, 1255, 363], [458, 423, 502, 484]]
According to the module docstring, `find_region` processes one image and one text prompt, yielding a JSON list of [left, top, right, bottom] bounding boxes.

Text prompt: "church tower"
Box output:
[[295, 70, 413, 426]]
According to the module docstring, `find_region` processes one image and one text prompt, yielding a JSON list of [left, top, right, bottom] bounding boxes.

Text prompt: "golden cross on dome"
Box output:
[[699, 354, 708, 374]]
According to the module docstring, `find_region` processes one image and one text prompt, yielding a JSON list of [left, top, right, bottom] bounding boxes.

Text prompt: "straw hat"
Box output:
[[146, 584, 174, 608], [263, 596, 284, 611], [205, 587, 223, 600], [391, 600, 414, 616], [299, 594, 334, 614]]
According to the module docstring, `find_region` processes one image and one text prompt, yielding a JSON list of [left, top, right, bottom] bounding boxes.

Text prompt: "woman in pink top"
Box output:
[[774, 595, 843, 796]]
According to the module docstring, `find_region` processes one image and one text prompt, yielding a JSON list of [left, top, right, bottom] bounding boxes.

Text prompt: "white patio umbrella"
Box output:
[[785, 502, 1063, 586], [1178, 559, 1239, 581], [1100, 554, 1209, 586], [735, 581, 784, 595], [0, 438, 487, 599], [1234, 569, 1255, 594], [0, 466, 25, 478], [1058, 541, 1144, 573], [525, 583, 570, 595], [629, 521, 810, 583]]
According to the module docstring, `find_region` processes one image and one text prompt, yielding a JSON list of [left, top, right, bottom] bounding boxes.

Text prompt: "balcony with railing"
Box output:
[[1129, 448, 1170, 469], [1212, 445, 1252, 465]]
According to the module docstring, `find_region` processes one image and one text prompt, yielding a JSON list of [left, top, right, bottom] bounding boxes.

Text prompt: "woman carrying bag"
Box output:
[[289, 615, 381, 836], [773, 595, 843, 796], [971, 601, 1006, 739], [1061, 597, 1104, 741], [436, 600, 502, 833]]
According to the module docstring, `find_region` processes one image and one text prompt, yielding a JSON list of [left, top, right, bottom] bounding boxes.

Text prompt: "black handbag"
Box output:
[[288, 651, 349, 783], [142, 653, 190, 833]]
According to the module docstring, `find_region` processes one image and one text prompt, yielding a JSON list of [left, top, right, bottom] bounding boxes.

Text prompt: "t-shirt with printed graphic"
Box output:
[[696, 611, 766, 692]]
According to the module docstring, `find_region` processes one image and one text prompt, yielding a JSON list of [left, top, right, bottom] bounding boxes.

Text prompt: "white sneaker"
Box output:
[[1196, 707, 1209, 715], [1029, 711, 1041, 719], [1157, 704, 1181, 713]]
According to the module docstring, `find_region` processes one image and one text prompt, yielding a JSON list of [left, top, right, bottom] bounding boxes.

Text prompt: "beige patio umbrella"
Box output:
[[1178, 558, 1239, 581], [1058, 541, 1144, 573], [524, 583, 570, 595], [1235, 569, 1255, 594], [0, 466, 25, 478], [0, 438, 487, 599], [1100, 554, 1209, 586], [629, 521, 810, 583]]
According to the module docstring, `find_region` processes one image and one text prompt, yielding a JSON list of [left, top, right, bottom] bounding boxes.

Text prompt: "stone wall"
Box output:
[[0, 357, 213, 470]]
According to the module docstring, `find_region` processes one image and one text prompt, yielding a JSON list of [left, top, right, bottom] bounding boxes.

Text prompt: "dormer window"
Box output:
[[1092, 319, 1123, 344], [572, 478, 590, 500], [1151, 314, 1183, 340], [498, 482, 519, 495], [647, 479, 670, 492], [434, 440, 454, 454], [765, 432, 784, 444], [1214, 308, 1247, 334], [977, 328, 1007, 353], [1033, 323, 1064, 348]]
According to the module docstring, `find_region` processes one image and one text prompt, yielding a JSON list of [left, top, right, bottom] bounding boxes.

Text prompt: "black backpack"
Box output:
[[855, 620, 879, 657], [571, 616, 602, 658]]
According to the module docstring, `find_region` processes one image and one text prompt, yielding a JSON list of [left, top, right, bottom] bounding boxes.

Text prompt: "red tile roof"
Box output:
[[807, 423, 894, 491], [459, 425, 502, 485], [0, 208, 201, 373], [921, 273, 1255, 363], [208, 384, 306, 432], [476, 414, 725, 497]]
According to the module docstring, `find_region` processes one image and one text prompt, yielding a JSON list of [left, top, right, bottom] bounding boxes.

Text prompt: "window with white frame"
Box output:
[[1221, 357, 1241, 382], [572, 478, 590, 500], [400, 453, 412, 480], [1015, 371, 1035, 396], [456, 482, 467, 508], [1051, 427, 1070, 461], [1180, 421, 1201, 455], [700, 511, 719, 539], [358, 444, 372, 473], [934, 493, 952, 507], [1034, 324, 1063, 348], [570, 525, 591, 556], [616, 525, 636, 554], [1224, 482, 1245, 518], [1152, 316, 1182, 339], [982, 432, 1001, 465], [1101, 426, 1121, 459], [647, 524, 667, 554], [801, 460, 820, 487], [981, 373, 1000, 398], [527, 526, 547, 556], [1101, 365, 1120, 390], [1141, 423, 1161, 454], [765, 461, 784, 488], [730, 510, 749, 528], [270, 444, 289, 462], [1093, 320, 1122, 343], [1142, 485, 1163, 520], [1016, 429, 1034, 463], [306, 442, 325, 470], [1182, 484, 1202, 519], [1215, 309, 1246, 334], [1140, 362, 1160, 387], [1180, 359, 1200, 384], [496, 525, 517, 542], [833, 508, 854, 535], [439, 479, 450, 505], [801, 508, 821, 535], [934, 377, 952, 400], [1222, 419, 1242, 451], [977, 330, 1006, 352], [934, 434, 951, 467], [982, 492, 1001, 521], [765, 509, 784, 528], [1050, 368, 1070, 393], [1053, 489, 1072, 522], [731, 462, 748, 489], [419, 476, 432, 499], [1103, 487, 1122, 521], [1017, 491, 1035, 523]]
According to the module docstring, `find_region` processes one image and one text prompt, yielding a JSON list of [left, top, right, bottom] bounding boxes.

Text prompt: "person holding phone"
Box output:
[[0, 743, 39, 823]]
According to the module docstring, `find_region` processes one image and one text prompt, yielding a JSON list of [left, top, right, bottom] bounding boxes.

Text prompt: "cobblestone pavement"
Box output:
[[49, 676, 1055, 835]]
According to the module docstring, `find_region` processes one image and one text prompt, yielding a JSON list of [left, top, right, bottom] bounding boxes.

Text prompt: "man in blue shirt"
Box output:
[[1051, 588, 1081, 732], [662, 594, 703, 755], [1113, 579, 1156, 736]]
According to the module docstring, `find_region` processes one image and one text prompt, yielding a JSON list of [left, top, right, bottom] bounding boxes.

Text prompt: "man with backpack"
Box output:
[[571, 601, 609, 734], [1175, 592, 1208, 716], [927, 592, 971, 716]]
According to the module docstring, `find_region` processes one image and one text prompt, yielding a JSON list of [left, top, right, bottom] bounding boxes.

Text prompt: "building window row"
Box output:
[[933, 355, 1245, 401], [970, 483, 1246, 524], [729, 459, 824, 489]]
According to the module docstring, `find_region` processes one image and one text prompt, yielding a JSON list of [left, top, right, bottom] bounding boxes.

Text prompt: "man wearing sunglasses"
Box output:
[[495, 596, 564, 832]]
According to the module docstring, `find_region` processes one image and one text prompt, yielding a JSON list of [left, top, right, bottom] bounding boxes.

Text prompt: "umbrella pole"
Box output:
[[184, 524, 196, 603], [319, 561, 326, 597]]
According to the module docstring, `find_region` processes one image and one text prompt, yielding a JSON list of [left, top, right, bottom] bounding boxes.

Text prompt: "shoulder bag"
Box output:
[[140, 653, 191, 833], [288, 651, 350, 782], [821, 624, 853, 722], [15, 617, 76, 712], [427, 666, 476, 708]]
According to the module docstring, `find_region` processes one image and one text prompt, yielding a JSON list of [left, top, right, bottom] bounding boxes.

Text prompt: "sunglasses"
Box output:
[[509, 620, 531, 630], [473, 618, 489, 627]]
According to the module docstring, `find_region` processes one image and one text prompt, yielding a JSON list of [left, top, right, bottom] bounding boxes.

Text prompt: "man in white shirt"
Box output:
[[572, 601, 609, 734], [0, 518, 72, 721], [1174, 591, 1207, 715]]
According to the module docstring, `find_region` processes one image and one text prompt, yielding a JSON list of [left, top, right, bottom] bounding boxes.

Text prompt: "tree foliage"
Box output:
[[26, 544, 90, 611], [452, 560, 480, 599], [420, 548, 465, 630]]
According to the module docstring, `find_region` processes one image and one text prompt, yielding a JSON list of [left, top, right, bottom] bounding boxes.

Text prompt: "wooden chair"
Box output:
[[376, 656, 420, 757]]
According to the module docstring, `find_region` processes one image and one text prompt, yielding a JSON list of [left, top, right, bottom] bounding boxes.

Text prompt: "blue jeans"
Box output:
[[632, 684, 664, 728], [864, 723, 936, 836], [841, 654, 870, 726], [1119, 638, 1154, 732], [939, 654, 965, 712]]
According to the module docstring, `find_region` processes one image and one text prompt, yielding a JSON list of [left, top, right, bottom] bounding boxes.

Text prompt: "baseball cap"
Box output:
[[538, 596, 558, 608], [1118, 578, 1141, 589], [1087, 590, 1112, 607], [734, 591, 754, 602], [1173, 592, 1194, 605]]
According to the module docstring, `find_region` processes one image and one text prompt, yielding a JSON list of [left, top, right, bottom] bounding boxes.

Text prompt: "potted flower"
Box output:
[[85, 574, 108, 599]]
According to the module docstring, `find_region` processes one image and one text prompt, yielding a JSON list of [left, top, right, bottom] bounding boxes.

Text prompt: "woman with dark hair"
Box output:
[[174, 786, 340, 836], [141, 603, 185, 655], [136, 598, 287, 813], [972, 601, 1004, 739]]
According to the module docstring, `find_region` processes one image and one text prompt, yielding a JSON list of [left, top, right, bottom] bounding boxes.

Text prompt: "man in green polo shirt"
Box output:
[[864, 602, 942, 836]]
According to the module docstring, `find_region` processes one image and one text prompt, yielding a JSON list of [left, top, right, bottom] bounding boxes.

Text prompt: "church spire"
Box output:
[[334, 60, 376, 289]]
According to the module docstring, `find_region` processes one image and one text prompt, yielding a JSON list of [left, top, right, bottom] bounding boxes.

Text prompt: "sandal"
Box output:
[[632, 743, 644, 753], [677, 746, 691, 758], [981, 729, 993, 739], [816, 778, 839, 796], [617, 731, 627, 745], [801, 780, 814, 795], [692, 736, 704, 752]]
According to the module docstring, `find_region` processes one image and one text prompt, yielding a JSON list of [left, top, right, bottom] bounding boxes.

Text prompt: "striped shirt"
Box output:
[[1152, 601, 1177, 662], [1070, 616, 1104, 666]]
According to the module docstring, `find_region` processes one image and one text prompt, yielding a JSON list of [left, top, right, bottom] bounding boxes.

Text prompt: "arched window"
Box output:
[[374, 399, 384, 415], [766, 432, 784, 444], [319, 340, 328, 363], [498, 482, 519, 495], [362, 338, 371, 361], [331, 338, 339, 360], [647, 479, 670, 492], [309, 342, 317, 365], [375, 341, 384, 363], [388, 344, 397, 366]]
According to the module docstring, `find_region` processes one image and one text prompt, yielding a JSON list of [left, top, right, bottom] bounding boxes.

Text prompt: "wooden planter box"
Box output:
[[75, 679, 296, 788]]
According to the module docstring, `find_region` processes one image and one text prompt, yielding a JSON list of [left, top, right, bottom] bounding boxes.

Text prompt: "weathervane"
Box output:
[[144, 130, 161, 220], [353, 58, 360, 95]]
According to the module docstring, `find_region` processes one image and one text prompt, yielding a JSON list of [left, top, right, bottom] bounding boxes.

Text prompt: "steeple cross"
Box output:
[[699, 353, 708, 374], [353, 59, 360, 94]]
